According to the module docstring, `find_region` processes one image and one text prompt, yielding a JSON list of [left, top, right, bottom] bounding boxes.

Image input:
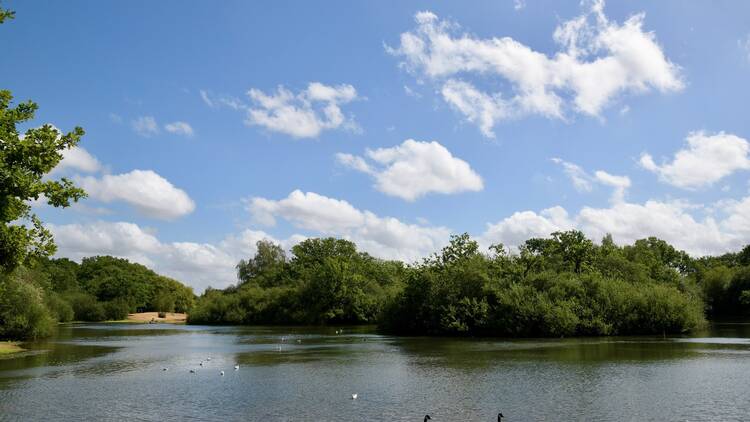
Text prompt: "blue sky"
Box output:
[[4, 0, 750, 291]]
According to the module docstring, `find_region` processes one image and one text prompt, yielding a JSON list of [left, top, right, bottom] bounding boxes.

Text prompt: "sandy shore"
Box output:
[[125, 312, 187, 324], [0, 341, 24, 355]]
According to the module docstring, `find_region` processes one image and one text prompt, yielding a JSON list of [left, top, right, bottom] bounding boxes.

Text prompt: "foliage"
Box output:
[[191, 231, 729, 337]]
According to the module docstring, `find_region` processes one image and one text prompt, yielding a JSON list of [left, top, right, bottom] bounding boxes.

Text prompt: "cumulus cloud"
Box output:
[[50, 146, 102, 175], [480, 194, 750, 257], [131, 116, 160, 137], [247, 190, 451, 261], [164, 121, 194, 137], [388, 1, 683, 137], [640, 131, 750, 189], [77, 170, 195, 220], [49, 221, 297, 292], [336, 139, 483, 201], [246, 82, 359, 138]]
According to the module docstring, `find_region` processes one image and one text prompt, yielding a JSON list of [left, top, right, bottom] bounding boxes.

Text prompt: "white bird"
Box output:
[[351, 393, 358, 400], [220, 371, 225, 376], [206, 357, 211, 361], [296, 339, 302, 343], [234, 365, 240, 370]]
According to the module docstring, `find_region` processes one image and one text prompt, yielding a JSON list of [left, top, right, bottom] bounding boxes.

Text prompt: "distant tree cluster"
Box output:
[[0, 256, 196, 339], [189, 232, 750, 337]]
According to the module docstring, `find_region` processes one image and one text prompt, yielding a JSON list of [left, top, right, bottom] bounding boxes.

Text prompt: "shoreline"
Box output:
[[0, 341, 25, 355], [121, 312, 187, 324]]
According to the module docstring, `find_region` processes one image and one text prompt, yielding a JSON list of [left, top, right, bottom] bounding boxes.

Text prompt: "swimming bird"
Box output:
[[220, 371, 225, 376], [498, 412, 504, 421], [162, 367, 168, 371], [206, 357, 211, 361], [234, 365, 240, 370], [424, 415, 431, 422], [351, 393, 357, 400], [199, 361, 204, 366], [189, 369, 196, 374]]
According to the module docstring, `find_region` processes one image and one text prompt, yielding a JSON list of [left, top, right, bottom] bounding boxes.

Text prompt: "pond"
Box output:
[[1, 323, 750, 421]]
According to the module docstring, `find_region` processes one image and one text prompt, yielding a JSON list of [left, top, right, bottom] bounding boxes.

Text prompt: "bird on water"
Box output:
[[498, 412, 505, 421], [423, 415, 431, 422]]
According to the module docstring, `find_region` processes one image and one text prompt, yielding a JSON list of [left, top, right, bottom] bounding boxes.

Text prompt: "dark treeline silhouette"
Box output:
[[188, 231, 750, 336]]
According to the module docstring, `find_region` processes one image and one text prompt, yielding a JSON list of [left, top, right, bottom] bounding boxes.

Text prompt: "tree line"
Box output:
[[188, 233, 750, 337], [0, 256, 195, 339]]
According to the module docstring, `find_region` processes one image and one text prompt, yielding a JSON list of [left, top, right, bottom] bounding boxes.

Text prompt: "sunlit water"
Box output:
[[2, 323, 750, 421]]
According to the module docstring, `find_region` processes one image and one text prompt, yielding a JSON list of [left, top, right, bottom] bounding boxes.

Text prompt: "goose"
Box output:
[[351, 393, 357, 400], [234, 365, 240, 370], [497, 412, 504, 421], [220, 371, 225, 376], [424, 415, 431, 422]]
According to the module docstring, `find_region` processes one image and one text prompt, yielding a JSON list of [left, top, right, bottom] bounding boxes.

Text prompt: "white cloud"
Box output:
[[49, 222, 298, 292], [200, 90, 246, 110], [132, 116, 160, 137], [164, 121, 194, 137], [388, 1, 683, 137], [248, 190, 451, 261], [51, 146, 102, 175], [594, 170, 630, 203], [336, 139, 483, 201], [246, 82, 359, 138], [513, 0, 526, 11], [552, 158, 630, 202], [640, 131, 750, 189], [480, 206, 574, 250], [480, 194, 750, 257], [551, 158, 593, 192], [78, 170, 195, 220]]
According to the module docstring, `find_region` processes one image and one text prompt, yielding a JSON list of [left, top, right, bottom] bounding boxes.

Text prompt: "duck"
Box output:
[[220, 371, 225, 376], [189, 369, 196, 374], [162, 367, 168, 371], [199, 361, 204, 366], [234, 364, 240, 370], [351, 393, 357, 400]]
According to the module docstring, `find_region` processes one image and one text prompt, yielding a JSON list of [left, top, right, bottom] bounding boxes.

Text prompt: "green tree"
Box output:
[[0, 88, 86, 271], [236, 239, 287, 287]]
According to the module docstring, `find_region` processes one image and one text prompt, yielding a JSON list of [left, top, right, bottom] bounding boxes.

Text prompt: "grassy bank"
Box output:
[[0, 341, 24, 355]]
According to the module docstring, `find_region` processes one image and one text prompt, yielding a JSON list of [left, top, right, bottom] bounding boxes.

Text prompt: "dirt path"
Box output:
[[126, 312, 187, 324]]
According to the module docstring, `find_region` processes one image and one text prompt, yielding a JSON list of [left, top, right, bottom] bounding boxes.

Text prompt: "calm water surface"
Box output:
[[2, 323, 750, 421]]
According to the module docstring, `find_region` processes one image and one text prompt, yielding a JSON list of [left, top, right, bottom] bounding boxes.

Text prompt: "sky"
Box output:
[[3, 0, 750, 292]]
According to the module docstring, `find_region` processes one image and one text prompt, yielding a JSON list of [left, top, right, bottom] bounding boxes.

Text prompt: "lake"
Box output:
[[2, 323, 750, 421]]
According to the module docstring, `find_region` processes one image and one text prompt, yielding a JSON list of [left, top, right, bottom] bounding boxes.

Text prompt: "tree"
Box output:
[[236, 239, 287, 286], [0, 88, 86, 271]]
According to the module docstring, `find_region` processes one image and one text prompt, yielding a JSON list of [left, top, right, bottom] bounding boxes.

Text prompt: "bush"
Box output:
[[45, 293, 74, 323], [0, 274, 56, 339], [65, 292, 106, 321]]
